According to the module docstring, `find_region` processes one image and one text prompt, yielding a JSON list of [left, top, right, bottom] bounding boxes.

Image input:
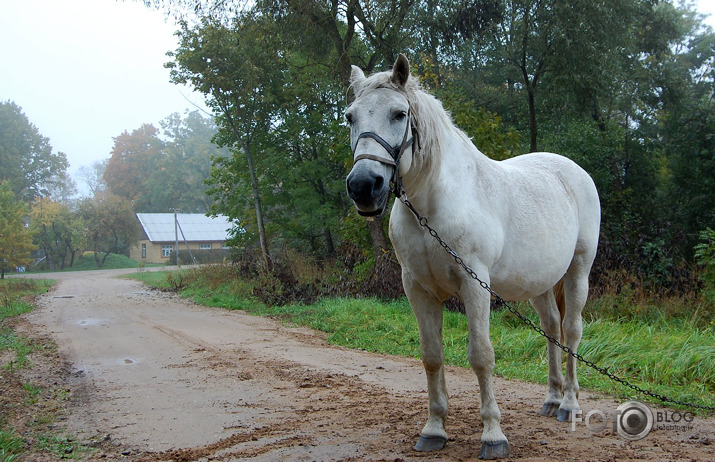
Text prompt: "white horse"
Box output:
[[345, 55, 600, 459]]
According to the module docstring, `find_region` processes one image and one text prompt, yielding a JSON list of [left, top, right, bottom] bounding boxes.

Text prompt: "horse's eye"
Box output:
[[345, 113, 354, 125], [394, 111, 407, 122]]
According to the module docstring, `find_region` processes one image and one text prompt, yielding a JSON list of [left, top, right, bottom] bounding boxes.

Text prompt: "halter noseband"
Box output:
[[351, 108, 419, 200]]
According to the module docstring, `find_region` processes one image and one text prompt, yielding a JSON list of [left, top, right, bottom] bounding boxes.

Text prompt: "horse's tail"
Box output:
[[553, 279, 566, 343]]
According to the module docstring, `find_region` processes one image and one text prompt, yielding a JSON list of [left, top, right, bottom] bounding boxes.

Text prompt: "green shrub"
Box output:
[[695, 228, 715, 304]]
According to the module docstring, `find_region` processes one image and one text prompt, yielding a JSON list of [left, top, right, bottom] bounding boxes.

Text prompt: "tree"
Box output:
[[77, 160, 108, 197], [0, 181, 36, 278], [261, 0, 431, 256], [29, 197, 83, 270], [43, 170, 78, 204], [0, 101, 70, 202], [104, 124, 164, 210], [95, 112, 223, 212], [168, 16, 282, 268], [146, 0, 418, 79], [268, 0, 418, 79], [658, 16, 715, 252], [472, 0, 639, 152], [76, 193, 139, 268], [260, 54, 352, 256], [146, 111, 224, 213]]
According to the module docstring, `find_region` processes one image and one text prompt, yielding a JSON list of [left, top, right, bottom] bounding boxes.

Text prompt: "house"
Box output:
[[130, 213, 232, 264]]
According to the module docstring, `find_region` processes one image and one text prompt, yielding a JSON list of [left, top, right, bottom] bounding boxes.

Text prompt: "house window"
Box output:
[[161, 245, 173, 257], [199, 244, 211, 250], [141, 244, 146, 258]]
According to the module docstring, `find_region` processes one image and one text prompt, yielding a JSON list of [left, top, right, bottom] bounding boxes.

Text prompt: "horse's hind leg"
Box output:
[[529, 287, 564, 417], [404, 277, 449, 452], [557, 258, 591, 422]]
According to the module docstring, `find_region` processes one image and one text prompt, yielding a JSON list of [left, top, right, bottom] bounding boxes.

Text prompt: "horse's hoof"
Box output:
[[539, 402, 561, 417], [556, 408, 579, 422], [479, 440, 510, 459], [414, 435, 447, 452]]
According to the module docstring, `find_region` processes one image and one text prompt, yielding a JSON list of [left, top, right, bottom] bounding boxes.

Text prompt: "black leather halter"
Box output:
[[351, 108, 419, 199]]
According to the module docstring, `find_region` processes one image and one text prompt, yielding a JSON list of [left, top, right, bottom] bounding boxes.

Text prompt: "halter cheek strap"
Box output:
[[351, 110, 419, 199]]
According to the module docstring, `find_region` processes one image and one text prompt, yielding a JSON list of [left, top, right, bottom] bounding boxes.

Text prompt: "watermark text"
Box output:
[[570, 401, 695, 440]]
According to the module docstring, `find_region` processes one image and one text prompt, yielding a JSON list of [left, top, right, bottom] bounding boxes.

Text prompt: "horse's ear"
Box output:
[[391, 54, 410, 87], [350, 65, 366, 85]]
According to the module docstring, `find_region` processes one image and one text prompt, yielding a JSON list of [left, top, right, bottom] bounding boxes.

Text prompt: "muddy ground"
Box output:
[[6, 268, 714, 461]]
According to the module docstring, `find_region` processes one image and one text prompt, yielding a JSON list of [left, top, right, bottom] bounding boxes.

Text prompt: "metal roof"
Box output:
[[136, 213, 232, 243]]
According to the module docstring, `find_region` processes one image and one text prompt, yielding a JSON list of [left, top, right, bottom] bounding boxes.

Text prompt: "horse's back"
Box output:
[[500, 152, 600, 236]]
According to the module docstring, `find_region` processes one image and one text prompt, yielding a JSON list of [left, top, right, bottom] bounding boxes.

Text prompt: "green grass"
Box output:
[[1, 278, 91, 460], [120, 269, 176, 288], [0, 281, 40, 461], [35, 434, 89, 459], [0, 429, 23, 462], [130, 270, 715, 413], [1, 279, 54, 370]]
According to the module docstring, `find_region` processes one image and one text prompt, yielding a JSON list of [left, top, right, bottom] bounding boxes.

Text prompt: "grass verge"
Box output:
[[1, 278, 91, 460], [129, 269, 715, 413]]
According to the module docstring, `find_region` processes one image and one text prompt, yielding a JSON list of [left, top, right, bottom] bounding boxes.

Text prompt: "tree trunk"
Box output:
[[527, 86, 538, 152], [323, 228, 335, 255], [367, 217, 389, 256], [244, 144, 271, 270]]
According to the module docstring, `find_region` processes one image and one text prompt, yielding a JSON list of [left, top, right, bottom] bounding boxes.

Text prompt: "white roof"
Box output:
[[137, 213, 232, 243]]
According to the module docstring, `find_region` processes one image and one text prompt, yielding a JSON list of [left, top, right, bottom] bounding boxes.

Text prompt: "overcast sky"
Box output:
[[1, 0, 714, 191], [0, 0, 208, 183]]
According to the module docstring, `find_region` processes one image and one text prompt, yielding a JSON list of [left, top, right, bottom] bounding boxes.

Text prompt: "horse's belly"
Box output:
[[489, 234, 577, 300]]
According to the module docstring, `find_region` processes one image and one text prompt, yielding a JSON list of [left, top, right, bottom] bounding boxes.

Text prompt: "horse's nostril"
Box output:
[[373, 176, 384, 195], [346, 175, 369, 201]]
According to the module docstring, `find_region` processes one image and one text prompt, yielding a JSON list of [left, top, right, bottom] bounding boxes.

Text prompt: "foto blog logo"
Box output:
[[570, 400, 695, 441]]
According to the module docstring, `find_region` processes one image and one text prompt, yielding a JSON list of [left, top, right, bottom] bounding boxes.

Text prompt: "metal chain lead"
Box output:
[[399, 195, 715, 411]]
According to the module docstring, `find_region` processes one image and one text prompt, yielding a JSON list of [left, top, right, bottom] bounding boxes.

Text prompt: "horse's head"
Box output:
[[345, 54, 418, 216]]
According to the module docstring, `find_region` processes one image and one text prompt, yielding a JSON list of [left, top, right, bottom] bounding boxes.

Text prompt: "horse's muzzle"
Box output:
[[346, 164, 391, 216]]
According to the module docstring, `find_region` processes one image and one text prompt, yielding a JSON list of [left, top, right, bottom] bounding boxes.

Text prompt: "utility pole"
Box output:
[[173, 209, 180, 268]]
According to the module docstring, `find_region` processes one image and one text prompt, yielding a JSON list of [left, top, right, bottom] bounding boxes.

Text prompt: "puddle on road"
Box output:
[[78, 319, 108, 327], [78, 357, 143, 372]]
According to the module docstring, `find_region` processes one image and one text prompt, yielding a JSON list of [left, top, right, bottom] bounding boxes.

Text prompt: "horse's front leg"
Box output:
[[463, 282, 510, 460], [404, 276, 449, 452]]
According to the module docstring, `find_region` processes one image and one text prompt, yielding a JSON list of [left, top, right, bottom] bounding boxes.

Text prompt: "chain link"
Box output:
[[399, 195, 715, 411]]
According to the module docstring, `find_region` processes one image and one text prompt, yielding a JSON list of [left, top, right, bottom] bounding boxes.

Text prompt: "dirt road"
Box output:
[[17, 269, 715, 461]]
